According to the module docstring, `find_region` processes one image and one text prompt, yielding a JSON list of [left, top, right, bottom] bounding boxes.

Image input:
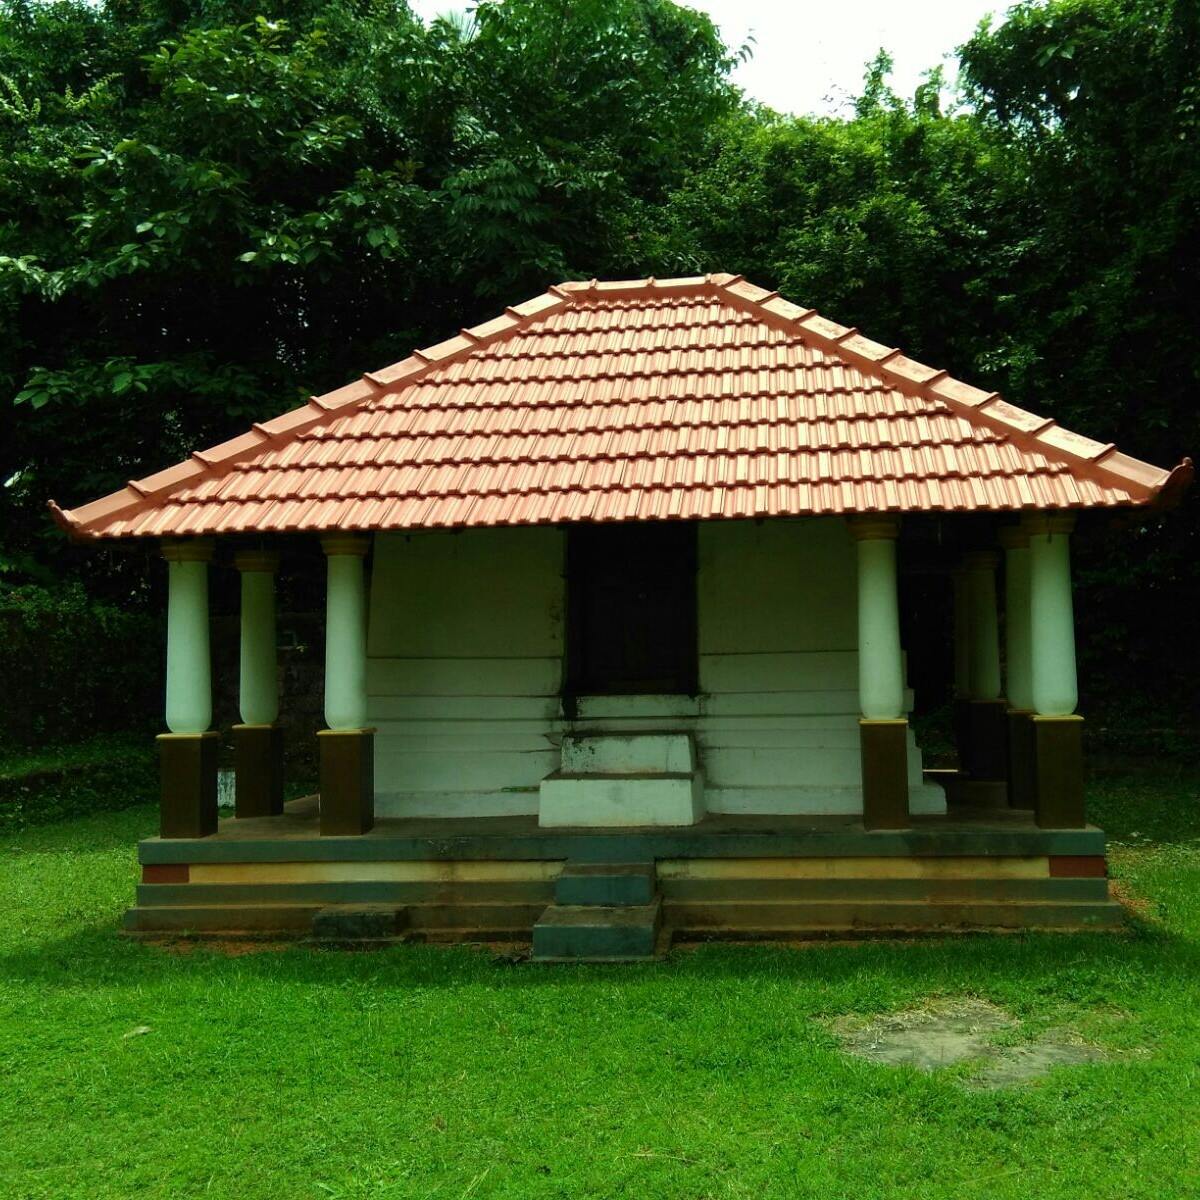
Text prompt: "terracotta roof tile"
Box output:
[[52, 276, 1191, 540]]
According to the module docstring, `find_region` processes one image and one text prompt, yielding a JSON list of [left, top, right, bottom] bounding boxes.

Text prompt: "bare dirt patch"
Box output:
[[1109, 878, 1156, 921], [157, 937, 292, 956], [827, 997, 1117, 1089]]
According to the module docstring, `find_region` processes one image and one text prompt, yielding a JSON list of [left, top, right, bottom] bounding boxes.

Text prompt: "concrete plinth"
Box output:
[[158, 731, 219, 839], [859, 718, 910, 831], [233, 723, 284, 819], [318, 728, 375, 836], [1033, 715, 1086, 829]]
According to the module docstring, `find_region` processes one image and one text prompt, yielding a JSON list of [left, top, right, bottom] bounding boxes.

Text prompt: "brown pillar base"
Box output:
[[233, 723, 284, 819], [860, 718, 910, 831], [1006, 709, 1036, 810], [158, 731, 219, 839], [965, 699, 1010, 786], [318, 728, 375, 836], [1033, 715, 1086, 829]]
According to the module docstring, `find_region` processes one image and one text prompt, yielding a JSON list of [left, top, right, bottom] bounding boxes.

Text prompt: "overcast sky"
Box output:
[[406, 0, 1007, 116]]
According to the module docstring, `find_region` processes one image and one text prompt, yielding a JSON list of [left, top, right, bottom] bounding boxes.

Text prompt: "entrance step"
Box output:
[[539, 771, 705, 827], [532, 898, 662, 962], [560, 732, 695, 775], [555, 862, 656, 907]]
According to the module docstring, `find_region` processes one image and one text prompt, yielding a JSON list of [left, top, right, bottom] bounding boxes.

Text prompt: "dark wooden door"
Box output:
[[566, 521, 698, 696]]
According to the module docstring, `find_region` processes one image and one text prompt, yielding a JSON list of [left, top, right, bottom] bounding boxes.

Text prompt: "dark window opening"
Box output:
[[565, 521, 698, 698]]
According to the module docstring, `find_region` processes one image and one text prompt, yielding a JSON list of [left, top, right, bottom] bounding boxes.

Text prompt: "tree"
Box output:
[[0, 0, 736, 571]]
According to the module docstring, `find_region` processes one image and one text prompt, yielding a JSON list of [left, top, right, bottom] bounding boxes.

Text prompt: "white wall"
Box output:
[[366, 519, 941, 818], [367, 526, 565, 816]]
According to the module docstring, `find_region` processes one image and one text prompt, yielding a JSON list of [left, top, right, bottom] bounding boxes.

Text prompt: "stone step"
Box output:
[[310, 905, 407, 942], [555, 862, 657, 906], [539, 772, 704, 827], [123, 903, 320, 933], [659, 876, 1112, 903], [138, 879, 555, 907], [666, 898, 1125, 933], [123, 900, 545, 938], [560, 732, 695, 775], [532, 898, 662, 962]]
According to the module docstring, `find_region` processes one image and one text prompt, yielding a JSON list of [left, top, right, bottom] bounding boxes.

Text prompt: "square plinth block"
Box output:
[[318, 728, 375, 836], [158, 731, 219, 839], [1006, 709, 1037, 810], [965, 699, 1010, 785], [233, 723, 284, 819], [860, 718, 910, 831], [1033, 715, 1085, 829]]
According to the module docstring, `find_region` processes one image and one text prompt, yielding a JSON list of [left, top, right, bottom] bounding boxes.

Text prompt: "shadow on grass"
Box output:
[[0, 804, 158, 855], [2, 916, 1196, 1008], [1088, 758, 1200, 844]]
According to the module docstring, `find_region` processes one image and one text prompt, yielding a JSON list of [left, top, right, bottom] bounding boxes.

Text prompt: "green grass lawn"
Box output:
[[1, 766, 1199, 1199]]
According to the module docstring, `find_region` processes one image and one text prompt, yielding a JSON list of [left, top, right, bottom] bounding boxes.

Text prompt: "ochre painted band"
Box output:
[[997, 525, 1030, 550], [1022, 512, 1076, 535], [320, 533, 371, 557], [161, 537, 215, 563], [848, 515, 900, 541], [233, 550, 280, 573]]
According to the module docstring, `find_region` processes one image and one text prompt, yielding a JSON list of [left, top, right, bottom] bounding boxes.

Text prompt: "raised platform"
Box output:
[[126, 797, 1122, 942]]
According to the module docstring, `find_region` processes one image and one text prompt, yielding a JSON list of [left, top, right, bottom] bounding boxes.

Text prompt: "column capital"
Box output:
[[1021, 511, 1076, 536], [963, 549, 1000, 570], [162, 537, 214, 563], [849, 515, 901, 541], [997, 525, 1030, 551], [233, 549, 280, 573], [320, 532, 371, 558]]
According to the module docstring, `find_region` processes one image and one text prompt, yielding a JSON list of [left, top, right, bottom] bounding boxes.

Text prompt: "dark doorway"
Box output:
[[565, 521, 698, 697]]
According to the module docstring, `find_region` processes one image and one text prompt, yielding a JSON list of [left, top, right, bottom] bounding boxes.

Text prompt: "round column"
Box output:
[[964, 551, 1002, 701], [321, 533, 370, 731], [998, 527, 1033, 711], [162, 539, 214, 735], [235, 550, 280, 726], [1025, 513, 1078, 716], [852, 517, 905, 720]]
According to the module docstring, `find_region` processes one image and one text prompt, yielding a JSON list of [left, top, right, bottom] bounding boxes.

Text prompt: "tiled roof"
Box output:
[[52, 274, 1191, 539]]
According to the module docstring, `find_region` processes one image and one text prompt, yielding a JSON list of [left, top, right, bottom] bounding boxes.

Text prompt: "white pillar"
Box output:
[[1025, 513, 1078, 716], [852, 517, 905, 721], [235, 550, 279, 726], [999, 527, 1033, 711], [321, 533, 370, 731], [952, 567, 971, 698], [162, 539, 214, 735], [964, 551, 1002, 701]]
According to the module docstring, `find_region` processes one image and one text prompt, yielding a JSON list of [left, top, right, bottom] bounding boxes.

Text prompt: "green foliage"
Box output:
[[0, 0, 1195, 730], [0, 0, 736, 573], [0, 579, 160, 745]]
